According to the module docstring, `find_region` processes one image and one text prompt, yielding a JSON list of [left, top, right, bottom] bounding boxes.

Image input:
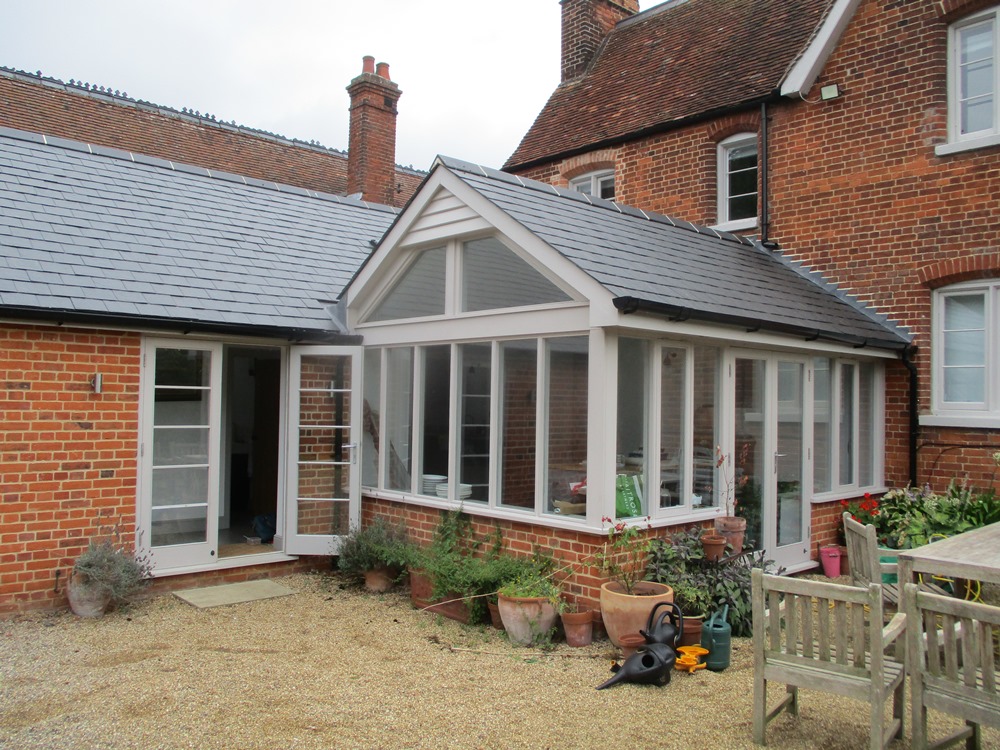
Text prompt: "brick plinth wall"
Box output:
[[362, 496, 711, 609]]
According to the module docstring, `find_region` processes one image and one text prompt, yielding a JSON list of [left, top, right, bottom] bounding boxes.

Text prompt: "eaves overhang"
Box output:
[[612, 296, 909, 353], [0, 306, 360, 344]]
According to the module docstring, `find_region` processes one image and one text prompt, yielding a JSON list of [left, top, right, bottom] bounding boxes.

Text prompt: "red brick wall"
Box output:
[[1, 324, 141, 614], [561, 0, 640, 81], [0, 72, 422, 206]]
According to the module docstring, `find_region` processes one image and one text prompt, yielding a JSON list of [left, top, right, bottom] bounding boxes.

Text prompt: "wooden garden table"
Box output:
[[897, 521, 1000, 588]]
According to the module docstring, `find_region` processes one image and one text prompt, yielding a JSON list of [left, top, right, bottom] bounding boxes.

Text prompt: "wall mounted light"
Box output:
[[820, 84, 842, 101], [90, 373, 102, 394]]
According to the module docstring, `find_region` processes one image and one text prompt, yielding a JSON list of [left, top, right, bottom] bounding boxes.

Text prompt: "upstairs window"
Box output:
[[569, 170, 615, 200], [716, 133, 758, 231], [943, 7, 1000, 153]]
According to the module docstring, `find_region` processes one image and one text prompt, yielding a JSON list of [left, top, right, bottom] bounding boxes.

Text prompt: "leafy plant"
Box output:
[[594, 515, 652, 594], [498, 572, 563, 609], [646, 527, 777, 636], [337, 517, 414, 580], [73, 527, 152, 604]]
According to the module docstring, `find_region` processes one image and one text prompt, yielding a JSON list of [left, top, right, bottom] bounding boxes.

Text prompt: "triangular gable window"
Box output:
[[368, 246, 446, 322], [462, 237, 570, 312]]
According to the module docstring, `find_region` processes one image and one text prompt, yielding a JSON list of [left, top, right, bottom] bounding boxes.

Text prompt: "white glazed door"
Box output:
[[139, 341, 222, 569], [284, 347, 362, 556]]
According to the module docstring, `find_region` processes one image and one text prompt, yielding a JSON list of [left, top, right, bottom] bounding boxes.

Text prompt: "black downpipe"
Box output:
[[902, 345, 919, 486], [760, 101, 770, 244]]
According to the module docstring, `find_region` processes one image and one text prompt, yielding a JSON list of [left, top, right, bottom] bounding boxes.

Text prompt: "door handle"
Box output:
[[345, 442, 358, 464]]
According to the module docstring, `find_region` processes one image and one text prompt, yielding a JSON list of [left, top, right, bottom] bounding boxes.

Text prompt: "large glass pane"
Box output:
[[726, 142, 757, 221], [499, 340, 538, 510], [945, 367, 986, 403], [617, 339, 648, 507], [735, 359, 765, 549], [840, 363, 855, 486], [368, 247, 446, 322], [945, 293, 986, 330], [692, 346, 720, 509], [858, 363, 876, 488], [383, 348, 413, 491], [462, 237, 570, 312], [813, 357, 833, 493], [943, 293, 986, 403], [420, 346, 451, 494], [151, 347, 211, 548], [459, 343, 491, 503], [659, 345, 685, 510], [361, 348, 381, 487], [959, 21, 995, 134], [545, 337, 589, 515], [776, 362, 803, 548]]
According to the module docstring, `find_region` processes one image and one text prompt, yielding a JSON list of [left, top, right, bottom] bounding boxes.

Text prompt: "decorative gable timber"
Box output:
[[780, 0, 864, 97]]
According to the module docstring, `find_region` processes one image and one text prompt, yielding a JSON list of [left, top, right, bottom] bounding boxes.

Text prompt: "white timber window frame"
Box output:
[[715, 133, 759, 232], [937, 5, 1000, 156], [568, 169, 616, 200]]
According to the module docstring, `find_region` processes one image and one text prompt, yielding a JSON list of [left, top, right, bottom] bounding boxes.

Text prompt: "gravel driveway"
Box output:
[[2, 572, 996, 749]]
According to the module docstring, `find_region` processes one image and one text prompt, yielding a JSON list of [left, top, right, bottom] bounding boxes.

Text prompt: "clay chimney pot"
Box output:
[[362, 56, 376, 74], [376, 62, 390, 80]]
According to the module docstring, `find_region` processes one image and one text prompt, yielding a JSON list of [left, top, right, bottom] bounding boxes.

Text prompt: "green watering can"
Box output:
[[700, 605, 731, 672]]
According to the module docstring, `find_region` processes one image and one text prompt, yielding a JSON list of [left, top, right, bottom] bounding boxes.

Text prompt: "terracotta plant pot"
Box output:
[[678, 615, 703, 647], [408, 568, 472, 624], [66, 573, 112, 618], [715, 516, 747, 553], [498, 594, 558, 646], [701, 533, 727, 562], [363, 566, 397, 592], [618, 632, 647, 660], [591, 607, 607, 640], [487, 601, 505, 630], [560, 609, 593, 647], [599, 581, 674, 647]]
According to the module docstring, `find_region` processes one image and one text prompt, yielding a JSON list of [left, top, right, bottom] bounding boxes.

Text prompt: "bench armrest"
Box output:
[[882, 612, 906, 646]]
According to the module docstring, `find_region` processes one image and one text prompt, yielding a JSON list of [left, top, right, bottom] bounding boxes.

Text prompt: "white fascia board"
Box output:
[[429, 168, 613, 305], [341, 168, 450, 309], [780, 0, 863, 97]]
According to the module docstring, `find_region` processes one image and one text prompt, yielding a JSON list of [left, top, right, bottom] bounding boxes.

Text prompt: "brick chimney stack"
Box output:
[[561, 0, 640, 81], [347, 55, 401, 206]]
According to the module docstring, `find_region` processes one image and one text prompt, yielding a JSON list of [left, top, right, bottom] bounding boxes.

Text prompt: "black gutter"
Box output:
[[760, 101, 770, 244], [613, 296, 909, 353], [902, 345, 920, 486], [0, 306, 360, 344], [505, 93, 782, 173]]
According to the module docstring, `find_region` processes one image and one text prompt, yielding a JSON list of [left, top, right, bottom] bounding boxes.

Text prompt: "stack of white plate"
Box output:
[[422, 474, 446, 495], [459, 483, 472, 499], [436, 485, 450, 498]]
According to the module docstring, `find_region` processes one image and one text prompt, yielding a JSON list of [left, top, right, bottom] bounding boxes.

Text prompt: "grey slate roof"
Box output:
[[437, 157, 910, 351], [0, 127, 397, 339]]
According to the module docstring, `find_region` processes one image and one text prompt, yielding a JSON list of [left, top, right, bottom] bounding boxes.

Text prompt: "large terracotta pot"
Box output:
[[498, 594, 558, 646], [715, 516, 747, 553], [599, 581, 674, 647], [66, 572, 112, 618]]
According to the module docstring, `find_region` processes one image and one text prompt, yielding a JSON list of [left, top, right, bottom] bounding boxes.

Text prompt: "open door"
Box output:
[[284, 346, 362, 555]]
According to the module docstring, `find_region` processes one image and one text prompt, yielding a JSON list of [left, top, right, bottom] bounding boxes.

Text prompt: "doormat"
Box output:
[[173, 579, 296, 609]]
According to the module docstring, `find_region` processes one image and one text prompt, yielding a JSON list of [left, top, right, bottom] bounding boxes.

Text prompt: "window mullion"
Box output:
[[534, 337, 547, 517], [488, 341, 501, 507]]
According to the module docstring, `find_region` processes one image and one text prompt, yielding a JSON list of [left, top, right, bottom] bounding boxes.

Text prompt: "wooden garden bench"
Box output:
[[751, 569, 906, 749], [903, 582, 1000, 750]]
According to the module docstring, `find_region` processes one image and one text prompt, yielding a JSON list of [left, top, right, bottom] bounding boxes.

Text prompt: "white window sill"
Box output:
[[935, 132, 1000, 156], [920, 413, 1000, 429], [811, 486, 888, 505], [712, 218, 758, 233]]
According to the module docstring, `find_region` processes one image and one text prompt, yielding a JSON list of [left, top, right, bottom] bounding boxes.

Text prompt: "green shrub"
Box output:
[[337, 517, 413, 579], [73, 537, 152, 603]]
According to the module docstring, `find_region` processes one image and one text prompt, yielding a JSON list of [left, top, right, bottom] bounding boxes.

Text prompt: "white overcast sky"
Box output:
[[0, 1, 652, 171]]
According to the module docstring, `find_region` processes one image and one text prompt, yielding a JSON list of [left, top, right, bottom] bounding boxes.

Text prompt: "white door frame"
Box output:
[[284, 346, 363, 556]]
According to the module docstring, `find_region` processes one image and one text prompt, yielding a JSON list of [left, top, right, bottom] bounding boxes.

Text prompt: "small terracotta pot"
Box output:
[[715, 516, 747, 553], [591, 607, 607, 640], [619, 632, 646, 660], [701, 533, 727, 562], [487, 601, 505, 630], [678, 615, 703, 647], [561, 609, 594, 647], [66, 573, 112, 618], [363, 566, 397, 592]]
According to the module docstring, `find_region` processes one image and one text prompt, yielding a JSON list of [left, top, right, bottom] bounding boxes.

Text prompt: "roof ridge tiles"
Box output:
[[0, 66, 426, 176], [0, 125, 398, 215]]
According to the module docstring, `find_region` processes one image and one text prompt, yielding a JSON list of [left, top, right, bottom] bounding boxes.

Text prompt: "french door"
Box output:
[[732, 353, 811, 571], [139, 340, 223, 569], [284, 347, 362, 555]]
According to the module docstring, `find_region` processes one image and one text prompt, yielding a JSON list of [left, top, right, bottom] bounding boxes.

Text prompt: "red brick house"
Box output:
[[501, 0, 1000, 558]]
